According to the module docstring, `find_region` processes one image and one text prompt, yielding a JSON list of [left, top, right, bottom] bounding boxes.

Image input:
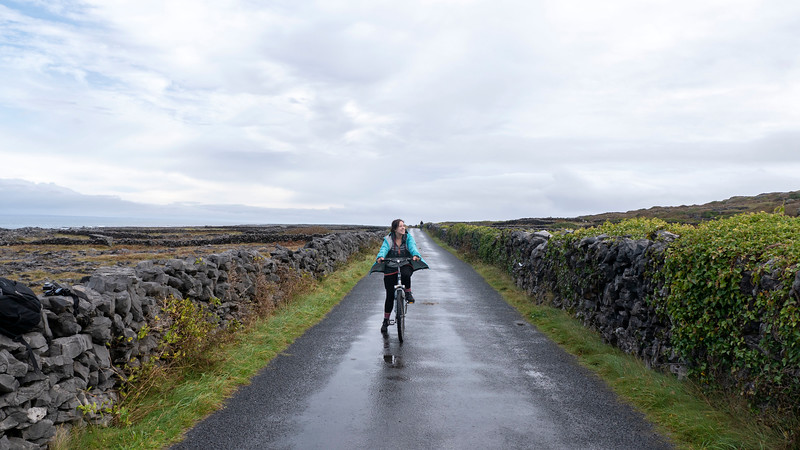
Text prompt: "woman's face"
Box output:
[[395, 221, 406, 235]]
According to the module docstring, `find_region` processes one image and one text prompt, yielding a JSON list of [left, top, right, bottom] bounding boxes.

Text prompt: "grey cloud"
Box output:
[[265, 22, 408, 85], [171, 141, 296, 178], [0, 179, 378, 227], [2, 1, 800, 227]]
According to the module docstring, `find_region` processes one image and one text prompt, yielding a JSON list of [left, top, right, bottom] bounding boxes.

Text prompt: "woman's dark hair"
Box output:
[[391, 219, 404, 232]]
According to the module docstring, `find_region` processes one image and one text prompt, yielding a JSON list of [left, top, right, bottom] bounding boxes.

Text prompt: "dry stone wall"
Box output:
[[427, 220, 800, 425], [423, 224, 684, 373], [504, 229, 685, 375], [425, 222, 800, 395], [0, 231, 382, 449]]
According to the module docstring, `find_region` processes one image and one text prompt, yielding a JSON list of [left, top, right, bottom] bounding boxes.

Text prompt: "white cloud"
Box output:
[[1, 0, 799, 227]]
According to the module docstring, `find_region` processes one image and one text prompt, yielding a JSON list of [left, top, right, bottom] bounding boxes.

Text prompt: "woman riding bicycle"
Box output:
[[375, 219, 426, 334]]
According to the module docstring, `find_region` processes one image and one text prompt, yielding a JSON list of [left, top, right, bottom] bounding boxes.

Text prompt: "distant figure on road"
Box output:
[[375, 219, 426, 333]]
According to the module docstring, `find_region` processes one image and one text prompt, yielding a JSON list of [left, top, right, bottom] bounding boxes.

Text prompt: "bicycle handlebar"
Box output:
[[371, 256, 428, 274], [381, 256, 414, 268]]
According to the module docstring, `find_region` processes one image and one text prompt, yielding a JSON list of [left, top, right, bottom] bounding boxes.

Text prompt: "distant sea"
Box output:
[[0, 215, 239, 229]]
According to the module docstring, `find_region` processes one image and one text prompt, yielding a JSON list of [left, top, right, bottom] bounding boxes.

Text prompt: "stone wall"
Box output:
[[0, 231, 381, 449], [425, 222, 800, 399], [423, 224, 676, 367], [502, 228, 685, 375]]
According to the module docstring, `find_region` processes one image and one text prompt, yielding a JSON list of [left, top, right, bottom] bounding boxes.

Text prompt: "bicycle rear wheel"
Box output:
[[395, 289, 405, 342]]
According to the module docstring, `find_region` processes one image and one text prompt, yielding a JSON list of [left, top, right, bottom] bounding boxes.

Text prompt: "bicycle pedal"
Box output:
[[388, 320, 396, 325]]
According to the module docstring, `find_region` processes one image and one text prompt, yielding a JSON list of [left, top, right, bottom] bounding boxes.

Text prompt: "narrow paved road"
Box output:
[[173, 229, 672, 449]]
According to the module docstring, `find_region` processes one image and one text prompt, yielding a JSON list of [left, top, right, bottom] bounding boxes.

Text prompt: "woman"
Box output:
[[375, 219, 426, 333]]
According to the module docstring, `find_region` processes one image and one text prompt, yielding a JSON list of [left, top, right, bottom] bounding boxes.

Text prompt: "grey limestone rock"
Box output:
[[0, 230, 383, 448]]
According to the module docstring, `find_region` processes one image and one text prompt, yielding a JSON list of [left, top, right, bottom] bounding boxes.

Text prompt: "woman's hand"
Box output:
[[377, 257, 384, 263], [412, 256, 420, 261]]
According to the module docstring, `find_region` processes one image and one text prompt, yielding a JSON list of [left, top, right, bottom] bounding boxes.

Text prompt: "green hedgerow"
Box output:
[[657, 212, 800, 410]]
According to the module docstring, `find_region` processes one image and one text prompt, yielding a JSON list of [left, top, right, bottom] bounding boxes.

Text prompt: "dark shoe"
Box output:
[[405, 290, 415, 304], [380, 319, 389, 334]]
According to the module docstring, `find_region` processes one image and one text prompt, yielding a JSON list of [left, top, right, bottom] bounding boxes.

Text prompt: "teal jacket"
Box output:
[[370, 232, 429, 273], [376, 232, 425, 263]]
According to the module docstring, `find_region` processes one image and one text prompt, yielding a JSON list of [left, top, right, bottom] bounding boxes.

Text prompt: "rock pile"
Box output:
[[0, 230, 381, 448]]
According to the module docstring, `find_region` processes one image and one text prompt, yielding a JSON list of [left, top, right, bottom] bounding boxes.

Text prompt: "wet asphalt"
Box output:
[[172, 229, 673, 449]]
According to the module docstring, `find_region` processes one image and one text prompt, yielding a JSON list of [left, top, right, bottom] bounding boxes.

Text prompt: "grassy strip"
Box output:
[[432, 234, 788, 450], [57, 252, 376, 449]]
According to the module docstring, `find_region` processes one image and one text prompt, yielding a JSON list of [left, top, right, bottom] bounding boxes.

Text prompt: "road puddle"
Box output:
[[383, 354, 404, 368]]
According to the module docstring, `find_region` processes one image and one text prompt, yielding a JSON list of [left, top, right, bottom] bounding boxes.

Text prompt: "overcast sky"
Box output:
[[2, 0, 799, 227]]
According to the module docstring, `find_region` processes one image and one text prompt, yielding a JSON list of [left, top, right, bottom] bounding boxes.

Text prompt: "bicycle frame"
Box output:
[[384, 257, 412, 342]]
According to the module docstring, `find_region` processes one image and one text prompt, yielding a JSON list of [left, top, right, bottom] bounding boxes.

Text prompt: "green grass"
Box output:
[[56, 252, 376, 450], [431, 234, 792, 450]]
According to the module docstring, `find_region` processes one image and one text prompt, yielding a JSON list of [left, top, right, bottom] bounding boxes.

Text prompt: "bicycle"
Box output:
[[383, 257, 414, 342], [370, 255, 428, 342]]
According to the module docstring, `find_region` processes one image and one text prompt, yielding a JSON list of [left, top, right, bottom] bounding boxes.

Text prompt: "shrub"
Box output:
[[431, 214, 800, 413], [569, 217, 692, 240], [159, 295, 220, 364], [658, 212, 800, 410]]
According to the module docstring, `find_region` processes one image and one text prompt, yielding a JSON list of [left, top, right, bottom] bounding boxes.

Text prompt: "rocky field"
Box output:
[[0, 224, 384, 291]]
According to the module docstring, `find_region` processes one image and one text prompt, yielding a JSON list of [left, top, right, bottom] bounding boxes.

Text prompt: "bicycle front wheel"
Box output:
[[395, 289, 405, 342]]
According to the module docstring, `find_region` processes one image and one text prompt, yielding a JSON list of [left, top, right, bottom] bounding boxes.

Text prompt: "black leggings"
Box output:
[[384, 265, 413, 314]]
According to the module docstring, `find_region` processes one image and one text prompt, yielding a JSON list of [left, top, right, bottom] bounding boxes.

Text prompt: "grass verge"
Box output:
[[431, 234, 791, 450], [56, 252, 376, 450]]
